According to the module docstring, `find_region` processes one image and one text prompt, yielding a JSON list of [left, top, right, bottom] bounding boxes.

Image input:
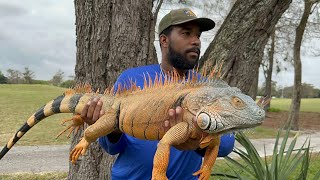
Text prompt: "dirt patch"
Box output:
[[262, 111, 320, 132]]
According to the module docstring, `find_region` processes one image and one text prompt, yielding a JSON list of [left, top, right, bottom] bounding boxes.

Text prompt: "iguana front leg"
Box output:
[[193, 135, 220, 180], [70, 109, 118, 164], [152, 122, 191, 180]]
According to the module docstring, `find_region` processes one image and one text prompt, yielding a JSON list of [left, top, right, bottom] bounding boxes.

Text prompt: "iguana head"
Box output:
[[183, 80, 265, 134]]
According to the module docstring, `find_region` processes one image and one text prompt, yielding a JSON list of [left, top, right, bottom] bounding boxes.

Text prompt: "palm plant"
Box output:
[[211, 127, 320, 180]]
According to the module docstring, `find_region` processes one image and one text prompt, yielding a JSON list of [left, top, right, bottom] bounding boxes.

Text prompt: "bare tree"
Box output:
[[22, 67, 35, 84], [288, 0, 319, 130], [6, 69, 23, 84], [261, 29, 276, 109], [51, 70, 64, 86]]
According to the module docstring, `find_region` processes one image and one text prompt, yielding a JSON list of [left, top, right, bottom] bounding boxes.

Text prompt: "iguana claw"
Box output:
[[193, 168, 211, 180], [70, 138, 90, 164]]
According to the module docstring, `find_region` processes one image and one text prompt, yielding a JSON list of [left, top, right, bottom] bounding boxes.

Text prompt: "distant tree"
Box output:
[[283, 86, 294, 98], [281, 83, 319, 98], [50, 70, 64, 86], [0, 71, 7, 84], [60, 79, 75, 88], [22, 67, 35, 84], [258, 81, 278, 98], [301, 83, 318, 98], [317, 89, 320, 98], [6, 69, 23, 84]]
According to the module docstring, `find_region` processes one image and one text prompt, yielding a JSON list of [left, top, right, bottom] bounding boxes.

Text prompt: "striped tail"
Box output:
[[0, 92, 92, 160]]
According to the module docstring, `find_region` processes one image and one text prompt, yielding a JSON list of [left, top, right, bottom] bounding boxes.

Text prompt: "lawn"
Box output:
[[0, 84, 71, 146], [0, 172, 67, 180], [270, 98, 320, 112]]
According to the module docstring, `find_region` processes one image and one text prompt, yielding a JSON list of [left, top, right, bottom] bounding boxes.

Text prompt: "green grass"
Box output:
[[0, 172, 67, 180], [270, 98, 320, 112], [244, 126, 296, 139], [0, 84, 72, 146]]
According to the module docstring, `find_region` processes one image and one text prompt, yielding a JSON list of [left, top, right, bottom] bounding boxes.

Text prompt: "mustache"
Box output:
[[186, 47, 200, 55]]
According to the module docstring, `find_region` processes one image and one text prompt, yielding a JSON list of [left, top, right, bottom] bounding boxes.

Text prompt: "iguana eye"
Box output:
[[231, 97, 246, 109]]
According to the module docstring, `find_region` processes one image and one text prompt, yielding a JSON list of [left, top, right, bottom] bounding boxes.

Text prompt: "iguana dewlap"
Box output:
[[0, 77, 266, 180]]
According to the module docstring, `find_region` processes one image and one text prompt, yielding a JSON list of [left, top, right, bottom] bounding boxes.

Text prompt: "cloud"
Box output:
[[0, 2, 28, 18], [0, 0, 76, 80]]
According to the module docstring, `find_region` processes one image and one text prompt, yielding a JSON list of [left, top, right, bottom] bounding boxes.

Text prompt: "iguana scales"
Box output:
[[0, 71, 267, 180]]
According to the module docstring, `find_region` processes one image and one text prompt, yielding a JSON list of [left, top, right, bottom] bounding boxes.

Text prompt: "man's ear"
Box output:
[[159, 34, 169, 48]]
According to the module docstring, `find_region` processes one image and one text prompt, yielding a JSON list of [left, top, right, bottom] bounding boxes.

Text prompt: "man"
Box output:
[[81, 8, 235, 179]]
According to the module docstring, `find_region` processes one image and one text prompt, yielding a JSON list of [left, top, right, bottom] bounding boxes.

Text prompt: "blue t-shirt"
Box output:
[[98, 64, 235, 180]]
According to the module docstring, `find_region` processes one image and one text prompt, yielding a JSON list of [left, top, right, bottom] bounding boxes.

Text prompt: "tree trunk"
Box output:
[[199, 0, 292, 97], [264, 29, 276, 110], [70, 0, 158, 179], [248, 73, 259, 100], [288, 0, 314, 131]]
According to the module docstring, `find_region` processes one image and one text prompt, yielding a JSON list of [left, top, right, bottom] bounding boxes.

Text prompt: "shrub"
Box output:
[[211, 127, 320, 179]]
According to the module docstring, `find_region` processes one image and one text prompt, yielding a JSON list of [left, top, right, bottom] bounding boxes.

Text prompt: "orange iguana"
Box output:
[[0, 71, 267, 180]]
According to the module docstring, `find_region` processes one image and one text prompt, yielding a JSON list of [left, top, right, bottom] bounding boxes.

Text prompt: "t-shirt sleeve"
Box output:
[[217, 133, 235, 157], [98, 134, 127, 155]]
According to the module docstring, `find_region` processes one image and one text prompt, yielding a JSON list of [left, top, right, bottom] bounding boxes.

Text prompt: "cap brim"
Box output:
[[172, 17, 215, 32], [194, 18, 215, 31]]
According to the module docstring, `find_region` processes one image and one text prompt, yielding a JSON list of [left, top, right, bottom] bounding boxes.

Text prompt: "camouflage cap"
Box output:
[[158, 8, 215, 35]]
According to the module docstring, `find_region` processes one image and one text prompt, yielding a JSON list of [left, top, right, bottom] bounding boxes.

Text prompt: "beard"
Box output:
[[168, 44, 200, 70]]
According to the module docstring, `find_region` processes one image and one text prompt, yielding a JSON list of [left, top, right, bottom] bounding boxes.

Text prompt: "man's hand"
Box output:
[[164, 106, 201, 151], [80, 97, 105, 125], [81, 97, 122, 143]]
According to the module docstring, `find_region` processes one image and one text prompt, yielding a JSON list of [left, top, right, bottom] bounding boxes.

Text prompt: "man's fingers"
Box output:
[[87, 98, 99, 119], [80, 102, 90, 119], [168, 109, 175, 120], [92, 100, 103, 121], [175, 106, 183, 123]]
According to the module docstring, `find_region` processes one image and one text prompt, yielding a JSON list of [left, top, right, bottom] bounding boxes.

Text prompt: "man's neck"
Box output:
[[160, 63, 187, 78]]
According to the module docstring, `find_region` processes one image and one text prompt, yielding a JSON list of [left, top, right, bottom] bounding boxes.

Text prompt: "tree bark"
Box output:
[[288, 0, 314, 131], [199, 0, 292, 97], [70, 0, 158, 179]]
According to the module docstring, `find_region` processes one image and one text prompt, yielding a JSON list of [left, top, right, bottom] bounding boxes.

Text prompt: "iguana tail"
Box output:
[[0, 90, 98, 160]]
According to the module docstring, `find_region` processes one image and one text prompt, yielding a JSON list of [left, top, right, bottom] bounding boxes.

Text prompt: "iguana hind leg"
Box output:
[[56, 114, 84, 139], [193, 135, 220, 180], [152, 122, 190, 180], [70, 109, 118, 164]]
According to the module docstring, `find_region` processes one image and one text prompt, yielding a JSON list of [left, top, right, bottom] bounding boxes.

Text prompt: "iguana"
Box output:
[[0, 71, 267, 180]]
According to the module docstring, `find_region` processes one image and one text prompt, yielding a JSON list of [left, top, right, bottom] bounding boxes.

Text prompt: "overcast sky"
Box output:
[[0, 1, 319, 88]]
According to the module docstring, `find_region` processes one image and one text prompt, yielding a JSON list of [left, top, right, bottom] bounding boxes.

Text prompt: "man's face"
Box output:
[[167, 22, 201, 70]]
